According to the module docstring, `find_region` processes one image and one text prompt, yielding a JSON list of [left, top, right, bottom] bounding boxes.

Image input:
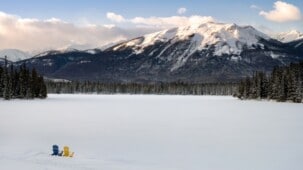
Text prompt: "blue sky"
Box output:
[[1, 0, 302, 29], [0, 0, 302, 51]]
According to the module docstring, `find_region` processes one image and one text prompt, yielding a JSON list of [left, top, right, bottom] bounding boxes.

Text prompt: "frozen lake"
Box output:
[[0, 94, 303, 170]]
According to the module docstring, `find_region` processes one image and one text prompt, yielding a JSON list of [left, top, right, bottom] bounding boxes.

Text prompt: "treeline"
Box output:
[[237, 62, 303, 103], [0, 58, 47, 100], [46, 81, 237, 96]]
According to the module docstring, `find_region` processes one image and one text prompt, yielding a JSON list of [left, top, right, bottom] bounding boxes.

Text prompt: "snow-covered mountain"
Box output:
[[273, 30, 303, 43], [109, 22, 281, 72], [113, 22, 270, 57], [0, 49, 32, 62], [16, 22, 303, 83]]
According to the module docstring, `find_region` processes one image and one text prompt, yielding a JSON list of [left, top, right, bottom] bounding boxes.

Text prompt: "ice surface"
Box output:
[[1, 94, 303, 170]]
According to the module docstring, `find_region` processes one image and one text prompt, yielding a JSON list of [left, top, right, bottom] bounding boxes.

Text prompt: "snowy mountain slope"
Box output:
[[33, 48, 102, 58], [30, 42, 117, 57], [273, 30, 303, 43], [33, 48, 83, 58], [112, 22, 271, 56], [0, 49, 32, 62], [33, 50, 66, 58], [109, 22, 280, 72]]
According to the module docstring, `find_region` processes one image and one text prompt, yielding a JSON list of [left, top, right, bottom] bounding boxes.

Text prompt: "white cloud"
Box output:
[[250, 5, 261, 10], [259, 1, 301, 22], [177, 7, 187, 15], [0, 11, 216, 52], [103, 24, 116, 29], [0, 11, 156, 52], [131, 15, 214, 28], [107, 12, 215, 28], [106, 12, 125, 23]]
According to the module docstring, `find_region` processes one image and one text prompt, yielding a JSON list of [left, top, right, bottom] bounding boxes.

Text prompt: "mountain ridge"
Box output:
[[273, 30, 303, 43], [7, 21, 303, 83], [0, 49, 32, 62]]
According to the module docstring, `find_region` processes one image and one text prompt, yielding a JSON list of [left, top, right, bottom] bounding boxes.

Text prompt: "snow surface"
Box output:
[[0, 49, 32, 62], [113, 22, 270, 57], [1, 94, 303, 170]]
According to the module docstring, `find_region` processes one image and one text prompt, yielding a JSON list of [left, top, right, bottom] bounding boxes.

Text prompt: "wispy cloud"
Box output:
[[250, 5, 261, 10], [0, 10, 215, 52], [259, 1, 301, 22], [107, 12, 215, 28], [0, 11, 156, 52], [106, 12, 125, 23], [177, 7, 187, 15]]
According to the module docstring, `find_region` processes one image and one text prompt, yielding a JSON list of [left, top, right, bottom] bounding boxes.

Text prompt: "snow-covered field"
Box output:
[[1, 94, 303, 170]]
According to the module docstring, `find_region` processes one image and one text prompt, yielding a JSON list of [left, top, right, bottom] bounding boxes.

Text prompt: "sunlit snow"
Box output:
[[1, 94, 303, 170]]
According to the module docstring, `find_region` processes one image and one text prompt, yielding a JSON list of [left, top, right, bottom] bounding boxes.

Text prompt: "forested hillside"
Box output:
[[0, 57, 47, 100], [46, 81, 237, 96], [237, 62, 303, 103]]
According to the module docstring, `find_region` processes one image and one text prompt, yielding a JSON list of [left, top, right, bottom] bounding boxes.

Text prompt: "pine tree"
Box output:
[[259, 72, 268, 99], [0, 66, 4, 98], [13, 69, 20, 97], [269, 67, 279, 100], [286, 66, 297, 102], [31, 68, 39, 98], [3, 56, 11, 100], [237, 62, 303, 103], [0, 59, 47, 100], [38, 76, 47, 98], [237, 80, 245, 99]]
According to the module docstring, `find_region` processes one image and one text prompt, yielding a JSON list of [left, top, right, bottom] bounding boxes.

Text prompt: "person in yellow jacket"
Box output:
[[62, 146, 74, 157]]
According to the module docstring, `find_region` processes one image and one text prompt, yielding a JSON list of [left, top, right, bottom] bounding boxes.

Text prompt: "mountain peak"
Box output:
[[113, 21, 270, 57], [274, 30, 303, 42], [0, 49, 32, 62]]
